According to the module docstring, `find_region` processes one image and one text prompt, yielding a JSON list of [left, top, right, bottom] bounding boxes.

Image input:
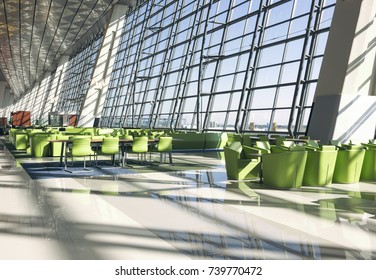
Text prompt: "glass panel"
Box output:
[[251, 88, 276, 109], [254, 66, 280, 87], [272, 109, 292, 132], [276, 86, 295, 107], [211, 93, 230, 111], [259, 44, 284, 67], [284, 39, 304, 61], [248, 110, 272, 131], [267, 2, 293, 26], [100, 0, 333, 133], [280, 62, 300, 84]]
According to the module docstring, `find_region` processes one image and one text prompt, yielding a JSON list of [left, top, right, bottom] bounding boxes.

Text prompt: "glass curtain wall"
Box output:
[[101, 0, 335, 134], [57, 33, 104, 115]]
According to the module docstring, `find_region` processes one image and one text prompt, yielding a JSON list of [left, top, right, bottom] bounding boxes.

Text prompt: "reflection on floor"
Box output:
[[1, 138, 376, 260]]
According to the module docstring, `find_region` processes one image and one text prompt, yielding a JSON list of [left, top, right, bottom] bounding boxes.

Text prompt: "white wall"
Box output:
[[308, 0, 376, 143]]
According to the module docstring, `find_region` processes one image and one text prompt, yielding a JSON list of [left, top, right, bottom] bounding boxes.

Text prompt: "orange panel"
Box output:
[[11, 111, 31, 127]]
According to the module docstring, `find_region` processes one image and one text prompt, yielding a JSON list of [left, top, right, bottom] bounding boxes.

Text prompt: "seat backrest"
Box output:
[[275, 136, 286, 146], [120, 134, 133, 140], [257, 134, 269, 141], [329, 139, 341, 146], [347, 145, 365, 151], [132, 136, 148, 153], [282, 140, 295, 148], [157, 137, 172, 152], [72, 138, 92, 157], [306, 139, 320, 149], [102, 137, 119, 154], [349, 139, 361, 145], [255, 140, 270, 151], [320, 145, 337, 151]]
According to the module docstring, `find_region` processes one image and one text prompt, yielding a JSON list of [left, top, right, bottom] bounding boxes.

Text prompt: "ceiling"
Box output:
[[0, 0, 137, 97]]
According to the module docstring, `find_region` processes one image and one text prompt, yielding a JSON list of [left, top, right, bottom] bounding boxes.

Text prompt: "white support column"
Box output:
[[308, 0, 376, 143], [2, 88, 14, 118], [0, 81, 7, 109], [78, 4, 129, 127], [0, 81, 7, 117]]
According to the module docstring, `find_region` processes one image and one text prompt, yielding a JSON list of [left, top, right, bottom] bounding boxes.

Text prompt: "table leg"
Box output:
[[59, 142, 65, 167], [259, 156, 263, 183]]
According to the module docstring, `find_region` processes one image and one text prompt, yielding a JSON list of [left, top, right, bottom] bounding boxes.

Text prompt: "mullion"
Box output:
[[174, 0, 206, 130], [202, 0, 233, 131], [151, 0, 183, 129], [238, 0, 269, 133], [268, 0, 297, 135], [293, 0, 326, 134]]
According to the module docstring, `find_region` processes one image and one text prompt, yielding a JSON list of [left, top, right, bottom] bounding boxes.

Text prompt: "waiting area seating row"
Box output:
[[8, 127, 229, 158], [224, 138, 376, 188]]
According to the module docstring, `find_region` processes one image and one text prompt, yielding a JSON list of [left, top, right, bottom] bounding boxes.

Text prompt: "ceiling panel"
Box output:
[[0, 0, 136, 96]]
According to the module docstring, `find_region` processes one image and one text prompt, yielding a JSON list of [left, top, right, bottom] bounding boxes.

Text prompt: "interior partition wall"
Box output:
[[100, 0, 335, 134]]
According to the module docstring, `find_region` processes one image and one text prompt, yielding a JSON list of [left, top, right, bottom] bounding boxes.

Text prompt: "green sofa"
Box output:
[[360, 143, 376, 181], [223, 142, 261, 180], [333, 145, 365, 183], [303, 145, 338, 186], [262, 149, 308, 188]]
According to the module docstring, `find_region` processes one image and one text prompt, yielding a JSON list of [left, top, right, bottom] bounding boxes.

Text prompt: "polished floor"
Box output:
[[1, 138, 376, 260]]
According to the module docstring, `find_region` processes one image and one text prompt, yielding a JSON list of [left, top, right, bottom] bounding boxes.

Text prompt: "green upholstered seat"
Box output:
[[241, 134, 253, 147], [14, 132, 28, 150], [253, 141, 271, 154], [333, 145, 365, 183], [50, 134, 70, 157], [65, 137, 96, 172], [303, 145, 338, 186], [119, 134, 133, 140], [171, 132, 205, 150], [129, 136, 149, 163], [223, 142, 261, 180], [360, 143, 376, 181], [30, 133, 53, 157], [155, 136, 173, 163], [305, 140, 320, 149], [204, 132, 228, 150], [257, 134, 269, 141], [262, 150, 308, 188], [97, 137, 120, 167], [329, 139, 341, 147]]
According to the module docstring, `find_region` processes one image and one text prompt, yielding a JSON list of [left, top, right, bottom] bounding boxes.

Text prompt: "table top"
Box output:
[[49, 138, 159, 143]]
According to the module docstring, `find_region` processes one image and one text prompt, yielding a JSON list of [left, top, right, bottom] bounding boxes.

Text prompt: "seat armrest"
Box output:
[[252, 146, 270, 154], [304, 146, 317, 152], [242, 145, 261, 159], [271, 146, 289, 153]]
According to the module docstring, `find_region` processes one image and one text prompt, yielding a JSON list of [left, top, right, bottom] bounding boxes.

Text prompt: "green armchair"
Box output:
[[333, 145, 365, 183], [30, 133, 53, 157], [253, 140, 272, 154], [50, 134, 70, 157], [223, 142, 261, 180], [360, 143, 376, 181], [14, 131, 29, 150], [303, 145, 338, 186], [262, 149, 308, 188]]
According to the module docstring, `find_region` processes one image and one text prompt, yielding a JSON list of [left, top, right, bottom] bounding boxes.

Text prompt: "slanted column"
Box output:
[[51, 55, 69, 112], [0, 81, 7, 109], [308, 0, 376, 143], [77, 4, 129, 127]]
